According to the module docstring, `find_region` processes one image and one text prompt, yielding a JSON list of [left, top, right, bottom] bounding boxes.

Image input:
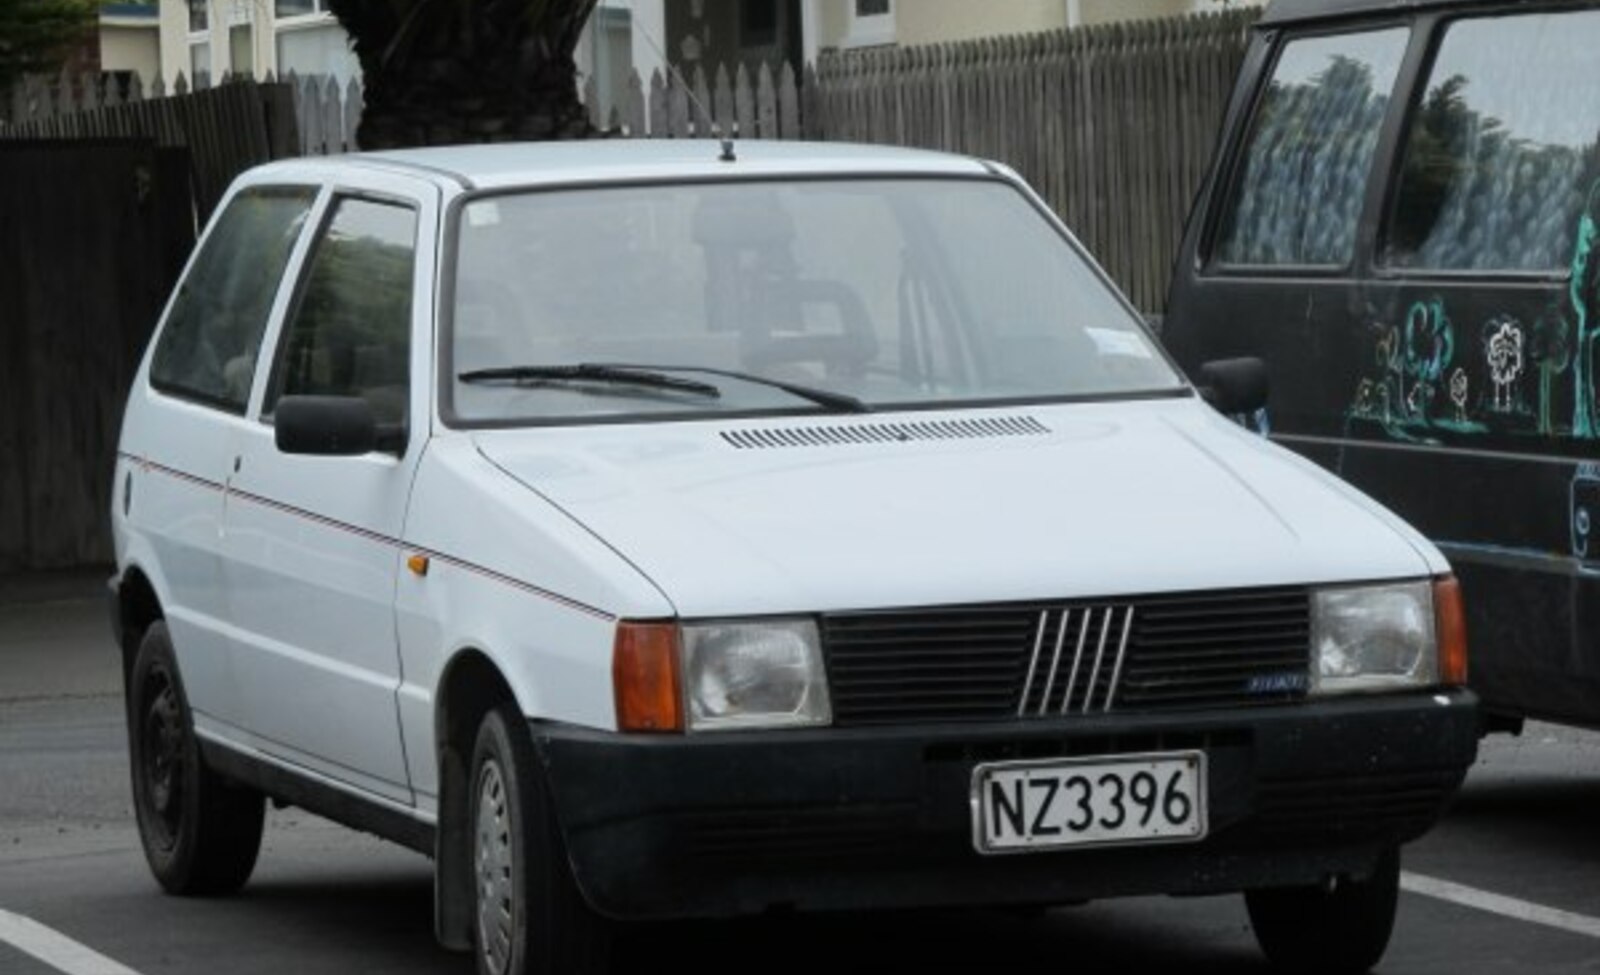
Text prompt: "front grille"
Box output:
[[823, 587, 1310, 726], [674, 804, 919, 863], [1255, 770, 1462, 840]]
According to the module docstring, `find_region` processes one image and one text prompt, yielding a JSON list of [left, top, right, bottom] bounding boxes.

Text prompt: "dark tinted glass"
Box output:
[[1384, 11, 1600, 272], [150, 187, 315, 410], [1215, 29, 1408, 267], [270, 198, 417, 425]]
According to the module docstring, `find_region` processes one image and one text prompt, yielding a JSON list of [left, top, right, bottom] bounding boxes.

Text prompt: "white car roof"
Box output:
[[260, 139, 995, 192]]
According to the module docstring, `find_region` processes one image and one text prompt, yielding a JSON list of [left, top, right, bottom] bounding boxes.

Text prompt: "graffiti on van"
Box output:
[[1570, 181, 1600, 438], [1348, 296, 1485, 439], [1348, 179, 1600, 443], [1484, 316, 1525, 413]]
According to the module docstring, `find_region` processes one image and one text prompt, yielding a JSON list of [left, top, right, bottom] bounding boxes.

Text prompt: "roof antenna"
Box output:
[[622, 0, 737, 162]]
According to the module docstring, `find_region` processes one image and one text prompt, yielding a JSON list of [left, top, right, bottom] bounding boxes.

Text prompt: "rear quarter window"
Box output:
[[1214, 28, 1409, 268]]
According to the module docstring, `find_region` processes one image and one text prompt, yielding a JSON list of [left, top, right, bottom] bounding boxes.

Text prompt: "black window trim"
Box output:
[[147, 182, 321, 417], [259, 187, 423, 429], [1202, 19, 1419, 279], [1372, 3, 1593, 283]]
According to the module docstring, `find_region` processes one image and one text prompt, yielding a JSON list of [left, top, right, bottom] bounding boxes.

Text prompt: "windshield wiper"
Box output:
[[458, 364, 722, 400], [603, 363, 871, 414]]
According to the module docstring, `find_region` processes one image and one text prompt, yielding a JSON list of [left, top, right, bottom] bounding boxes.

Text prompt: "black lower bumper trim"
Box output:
[[533, 691, 1478, 920]]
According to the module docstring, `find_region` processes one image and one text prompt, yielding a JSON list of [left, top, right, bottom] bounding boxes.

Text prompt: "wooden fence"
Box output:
[[1, 74, 298, 222], [1, 8, 1258, 311], [814, 9, 1259, 312], [0, 141, 196, 570]]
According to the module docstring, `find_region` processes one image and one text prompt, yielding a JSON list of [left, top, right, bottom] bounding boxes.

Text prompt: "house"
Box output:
[[576, 0, 1266, 128], [100, 2, 162, 90], [815, 0, 1267, 50], [155, 0, 359, 88], [150, 0, 1259, 107]]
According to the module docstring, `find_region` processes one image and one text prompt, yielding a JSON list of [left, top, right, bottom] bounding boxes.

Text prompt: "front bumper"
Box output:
[[534, 690, 1478, 920]]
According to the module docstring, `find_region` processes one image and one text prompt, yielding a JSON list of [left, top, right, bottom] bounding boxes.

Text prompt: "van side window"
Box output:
[[1214, 29, 1408, 268], [1383, 11, 1600, 273], [267, 197, 418, 426], [149, 187, 316, 411]]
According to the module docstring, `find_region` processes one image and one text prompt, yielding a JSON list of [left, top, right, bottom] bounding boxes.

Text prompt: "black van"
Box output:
[[1163, 0, 1600, 730]]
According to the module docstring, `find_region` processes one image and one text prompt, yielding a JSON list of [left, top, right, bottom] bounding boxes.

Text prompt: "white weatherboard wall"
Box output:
[[156, 0, 358, 87], [811, 0, 1265, 47]]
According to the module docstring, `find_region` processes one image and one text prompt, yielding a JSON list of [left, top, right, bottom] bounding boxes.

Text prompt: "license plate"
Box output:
[[971, 751, 1207, 854]]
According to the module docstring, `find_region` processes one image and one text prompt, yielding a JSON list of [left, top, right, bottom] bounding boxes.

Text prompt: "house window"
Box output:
[[229, 24, 254, 77], [189, 42, 211, 88], [276, 22, 361, 84], [275, 0, 322, 18], [740, 0, 778, 48], [845, 0, 894, 48], [187, 0, 207, 32]]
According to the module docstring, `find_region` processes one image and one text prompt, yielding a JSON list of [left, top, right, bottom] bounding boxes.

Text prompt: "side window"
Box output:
[[1214, 29, 1409, 268], [268, 197, 418, 426], [149, 187, 316, 411], [1383, 11, 1600, 272]]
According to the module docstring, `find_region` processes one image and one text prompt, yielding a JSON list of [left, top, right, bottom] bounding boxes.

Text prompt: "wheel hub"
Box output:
[[139, 669, 186, 846], [475, 759, 515, 975]]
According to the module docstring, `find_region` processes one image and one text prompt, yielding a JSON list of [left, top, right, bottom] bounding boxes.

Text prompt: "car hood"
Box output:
[[471, 398, 1441, 617]]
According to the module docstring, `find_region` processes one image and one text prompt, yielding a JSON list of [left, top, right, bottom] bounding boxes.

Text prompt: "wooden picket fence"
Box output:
[[582, 61, 819, 139], [1, 72, 298, 221], [1, 7, 1259, 309], [813, 8, 1260, 312]]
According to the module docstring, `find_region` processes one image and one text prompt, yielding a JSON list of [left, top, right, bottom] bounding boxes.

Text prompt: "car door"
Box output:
[[130, 184, 319, 736], [221, 172, 435, 803]]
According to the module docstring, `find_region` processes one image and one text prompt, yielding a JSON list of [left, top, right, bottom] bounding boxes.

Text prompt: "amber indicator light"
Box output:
[[1433, 576, 1468, 686], [407, 554, 430, 577], [613, 622, 684, 733]]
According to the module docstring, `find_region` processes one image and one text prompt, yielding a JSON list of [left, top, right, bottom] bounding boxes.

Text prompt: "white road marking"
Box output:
[[0, 909, 144, 975], [1403, 872, 1600, 940]]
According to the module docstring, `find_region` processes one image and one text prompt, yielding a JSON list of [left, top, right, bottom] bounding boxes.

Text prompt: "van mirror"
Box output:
[[1198, 358, 1268, 416], [276, 396, 401, 456]]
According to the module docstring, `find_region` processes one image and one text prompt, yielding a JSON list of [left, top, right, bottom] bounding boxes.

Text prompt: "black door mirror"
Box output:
[[1197, 357, 1268, 416], [276, 396, 402, 456]]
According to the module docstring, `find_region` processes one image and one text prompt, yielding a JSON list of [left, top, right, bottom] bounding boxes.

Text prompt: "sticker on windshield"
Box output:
[[466, 202, 502, 228], [1086, 328, 1154, 359]]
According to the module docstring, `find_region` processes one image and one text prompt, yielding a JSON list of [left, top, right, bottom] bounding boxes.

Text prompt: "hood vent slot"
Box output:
[[721, 415, 1050, 450]]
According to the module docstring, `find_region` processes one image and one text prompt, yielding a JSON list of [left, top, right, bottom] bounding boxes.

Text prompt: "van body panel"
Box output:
[[1164, 0, 1600, 727]]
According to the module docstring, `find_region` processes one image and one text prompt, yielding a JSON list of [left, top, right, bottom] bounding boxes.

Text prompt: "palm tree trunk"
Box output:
[[327, 0, 601, 150]]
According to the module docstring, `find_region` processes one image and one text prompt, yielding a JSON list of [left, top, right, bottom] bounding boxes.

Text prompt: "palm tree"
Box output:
[[0, 0, 96, 104], [325, 0, 600, 149]]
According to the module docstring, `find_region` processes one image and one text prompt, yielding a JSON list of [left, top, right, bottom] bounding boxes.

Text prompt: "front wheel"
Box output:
[[1245, 847, 1401, 975], [127, 621, 265, 894], [470, 705, 611, 975]]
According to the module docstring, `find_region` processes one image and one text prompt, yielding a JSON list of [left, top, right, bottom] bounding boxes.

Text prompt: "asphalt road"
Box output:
[[2, 574, 1598, 975]]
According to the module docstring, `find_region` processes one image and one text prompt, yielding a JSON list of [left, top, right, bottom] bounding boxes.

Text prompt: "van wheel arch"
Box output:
[[434, 649, 521, 953]]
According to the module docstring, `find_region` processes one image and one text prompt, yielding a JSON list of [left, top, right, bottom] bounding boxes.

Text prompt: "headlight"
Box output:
[[682, 619, 831, 732], [1311, 581, 1437, 695]]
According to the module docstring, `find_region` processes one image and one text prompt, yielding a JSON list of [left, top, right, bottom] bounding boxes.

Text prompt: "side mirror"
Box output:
[[276, 396, 403, 456], [1198, 357, 1268, 416]]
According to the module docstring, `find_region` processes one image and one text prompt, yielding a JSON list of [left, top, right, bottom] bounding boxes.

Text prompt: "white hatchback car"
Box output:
[[111, 141, 1478, 975]]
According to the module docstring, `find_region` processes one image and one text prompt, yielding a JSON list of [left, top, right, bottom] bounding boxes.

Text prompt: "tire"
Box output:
[[1246, 847, 1401, 975], [470, 705, 612, 975], [127, 620, 266, 895]]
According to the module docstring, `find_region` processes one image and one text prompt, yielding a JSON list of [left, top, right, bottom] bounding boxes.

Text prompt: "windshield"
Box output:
[[447, 178, 1182, 424]]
